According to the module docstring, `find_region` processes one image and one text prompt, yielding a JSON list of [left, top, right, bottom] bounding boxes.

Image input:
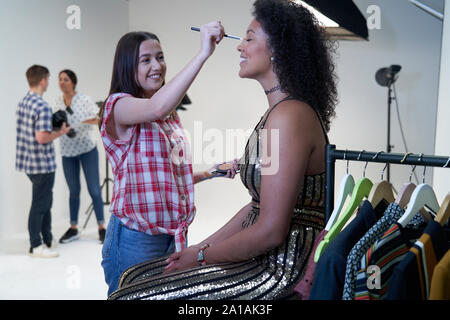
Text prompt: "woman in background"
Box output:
[[56, 69, 106, 245]]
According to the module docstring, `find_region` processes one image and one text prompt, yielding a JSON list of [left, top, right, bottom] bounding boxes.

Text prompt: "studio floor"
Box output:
[[0, 216, 109, 300]]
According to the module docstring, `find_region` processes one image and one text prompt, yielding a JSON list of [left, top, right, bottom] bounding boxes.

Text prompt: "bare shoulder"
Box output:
[[265, 99, 319, 132]]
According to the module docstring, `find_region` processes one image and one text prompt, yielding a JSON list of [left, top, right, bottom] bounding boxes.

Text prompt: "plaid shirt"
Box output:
[[101, 93, 195, 252], [16, 91, 56, 174]]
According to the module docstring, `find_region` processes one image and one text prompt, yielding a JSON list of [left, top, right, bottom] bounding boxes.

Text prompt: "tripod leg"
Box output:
[[82, 203, 94, 231]]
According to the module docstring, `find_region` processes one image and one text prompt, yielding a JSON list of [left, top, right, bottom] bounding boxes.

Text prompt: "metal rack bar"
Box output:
[[324, 144, 450, 222]]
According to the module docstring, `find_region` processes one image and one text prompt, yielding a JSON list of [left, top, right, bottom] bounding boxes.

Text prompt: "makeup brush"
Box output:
[[190, 27, 242, 41]]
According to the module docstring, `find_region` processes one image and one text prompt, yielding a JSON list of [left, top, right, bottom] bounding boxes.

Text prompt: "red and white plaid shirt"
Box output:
[[101, 93, 195, 252]]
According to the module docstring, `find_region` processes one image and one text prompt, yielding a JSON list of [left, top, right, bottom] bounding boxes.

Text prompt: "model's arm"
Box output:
[[196, 202, 252, 247], [204, 102, 316, 262], [164, 101, 319, 272], [113, 22, 224, 126]]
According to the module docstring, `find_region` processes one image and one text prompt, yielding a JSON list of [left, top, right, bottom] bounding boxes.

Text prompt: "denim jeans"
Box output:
[[101, 215, 177, 297], [26, 172, 55, 248], [62, 147, 104, 226]]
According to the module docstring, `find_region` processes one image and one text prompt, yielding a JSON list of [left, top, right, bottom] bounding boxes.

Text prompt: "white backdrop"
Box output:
[[0, 0, 445, 250]]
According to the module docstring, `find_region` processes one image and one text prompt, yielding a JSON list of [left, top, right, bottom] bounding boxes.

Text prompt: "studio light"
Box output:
[[295, 0, 369, 40], [375, 65, 402, 87]]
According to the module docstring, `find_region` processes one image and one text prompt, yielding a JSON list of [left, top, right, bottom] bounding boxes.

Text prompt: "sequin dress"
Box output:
[[108, 98, 327, 300]]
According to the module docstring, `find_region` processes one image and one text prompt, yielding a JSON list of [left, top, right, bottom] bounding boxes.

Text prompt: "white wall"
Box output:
[[433, 1, 450, 203], [0, 0, 445, 250], [0, 0, 129, 249]]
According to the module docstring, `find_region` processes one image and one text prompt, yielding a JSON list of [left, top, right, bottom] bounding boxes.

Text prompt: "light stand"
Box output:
[[386, 85, 393, 181], [376, 65, 402, 182]]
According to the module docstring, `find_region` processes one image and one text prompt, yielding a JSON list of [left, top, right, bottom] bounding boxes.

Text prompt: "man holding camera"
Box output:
[[15, 65, 71, 258]]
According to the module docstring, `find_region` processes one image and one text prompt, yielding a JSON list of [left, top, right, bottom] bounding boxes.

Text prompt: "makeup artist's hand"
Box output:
[[199, 21, 225, 59], [208, 158, 239, 179]]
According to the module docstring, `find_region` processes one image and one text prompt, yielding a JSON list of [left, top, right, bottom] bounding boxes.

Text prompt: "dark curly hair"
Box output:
[[253, 0, 338, 132]]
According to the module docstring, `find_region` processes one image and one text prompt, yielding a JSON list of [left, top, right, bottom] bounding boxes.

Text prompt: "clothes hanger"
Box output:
[[395, 182, 416, 208], [395, 153, 417, 208], [394, 153, 433, 222], [397, 163, 440, 227], [368, 152, 395, 208], [314, 151, 373, 263], [434, 159, 450, 226], [435, 193, 450, 226], [324, 150, 355, 232]]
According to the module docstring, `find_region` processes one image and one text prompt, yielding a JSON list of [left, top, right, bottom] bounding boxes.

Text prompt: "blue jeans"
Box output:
[[101, 215, 177, 297], [62, 147, 104, 226], [26, 172, 55, 248]]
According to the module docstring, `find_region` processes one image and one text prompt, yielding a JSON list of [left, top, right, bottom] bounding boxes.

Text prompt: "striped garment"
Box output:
[[387, 220, 449, 300], [342, 202, 405, 300], [353, 222, 423, 300], [101, 93, 195, 252]]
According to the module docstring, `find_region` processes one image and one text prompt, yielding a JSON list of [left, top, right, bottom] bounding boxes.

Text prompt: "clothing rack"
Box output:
[[324, 144, 450, 223]]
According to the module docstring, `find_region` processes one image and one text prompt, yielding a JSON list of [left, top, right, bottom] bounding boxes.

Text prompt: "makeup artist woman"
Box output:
[[55, 69, 106, 244]]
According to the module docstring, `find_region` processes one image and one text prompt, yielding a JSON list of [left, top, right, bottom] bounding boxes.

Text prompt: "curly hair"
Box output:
[[253, 0, 338, 132]]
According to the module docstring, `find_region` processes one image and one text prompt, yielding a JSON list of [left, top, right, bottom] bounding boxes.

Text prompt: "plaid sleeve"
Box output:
[[35, 102, 53, 132], [101, 92, 134, 145]]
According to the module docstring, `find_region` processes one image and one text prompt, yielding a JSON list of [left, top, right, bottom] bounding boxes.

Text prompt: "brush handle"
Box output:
[[190, 27, 242, 40]]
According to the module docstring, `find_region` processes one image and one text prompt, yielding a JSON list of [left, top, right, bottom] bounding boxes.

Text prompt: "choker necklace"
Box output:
[[264, 85, 281, 95]]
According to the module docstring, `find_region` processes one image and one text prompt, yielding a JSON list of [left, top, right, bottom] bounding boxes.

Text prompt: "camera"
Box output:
[[52, 109, 76, 138]]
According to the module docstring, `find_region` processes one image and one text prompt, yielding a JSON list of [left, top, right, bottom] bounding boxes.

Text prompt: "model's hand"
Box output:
[[199, 21, 225, 60], [163, 246, 199, 274]]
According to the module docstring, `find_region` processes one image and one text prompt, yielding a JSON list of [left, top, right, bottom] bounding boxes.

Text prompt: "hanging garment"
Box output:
[[108, 98, 328, 300], [352, 215, 426, 300], [309, 199, 387, 300], [429, 249, 450, 300], [342, 202, 406, 300], [294, 229, 328, 299], [386, 220, 449, 300]]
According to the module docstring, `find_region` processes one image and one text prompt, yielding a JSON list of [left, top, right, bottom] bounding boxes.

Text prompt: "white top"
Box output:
[[54, 92, 98, 157]]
